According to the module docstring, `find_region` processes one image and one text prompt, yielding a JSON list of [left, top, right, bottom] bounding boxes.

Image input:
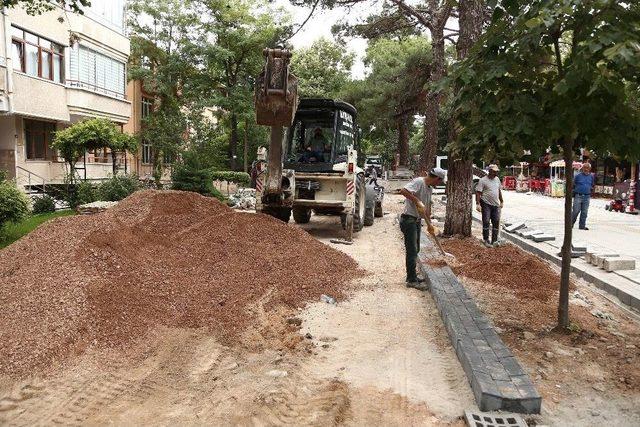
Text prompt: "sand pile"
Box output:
[[0, 190, 359, 376]]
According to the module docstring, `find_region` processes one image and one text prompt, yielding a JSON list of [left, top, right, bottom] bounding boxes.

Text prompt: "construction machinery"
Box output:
[[254, 48, 378, 240]]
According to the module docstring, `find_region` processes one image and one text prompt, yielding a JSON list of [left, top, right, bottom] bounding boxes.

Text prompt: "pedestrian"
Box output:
[[475, 164, 504, 248], [399, 168, 447, 289], [572, 162, 594, 230]]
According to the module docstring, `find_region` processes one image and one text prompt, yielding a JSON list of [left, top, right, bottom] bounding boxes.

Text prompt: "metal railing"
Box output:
[[66, 80, 127, 100], [16, 165, 47, 193]]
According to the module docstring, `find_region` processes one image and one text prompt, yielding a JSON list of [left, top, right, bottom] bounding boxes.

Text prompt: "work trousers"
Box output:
[[572, 194, 591, 229], [481, 201, 501, 243], [400, 214, 421, 282]]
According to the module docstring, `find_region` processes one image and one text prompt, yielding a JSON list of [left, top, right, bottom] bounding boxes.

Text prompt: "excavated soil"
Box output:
[[0, 190, 360, 377], [441, 237, 573, 302]]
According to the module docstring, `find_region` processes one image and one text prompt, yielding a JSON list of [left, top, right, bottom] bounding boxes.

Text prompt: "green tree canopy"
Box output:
[[343, 36, 431, 166], [195, 0, 290, 170], [52, 118, 138, 184], [291, 38, 355, 98], [446, 0, 640, 328]]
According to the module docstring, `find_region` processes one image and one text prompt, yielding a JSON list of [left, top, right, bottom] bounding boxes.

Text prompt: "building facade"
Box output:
[[122, 79, 162, 181], [0, 1, 131, 188]]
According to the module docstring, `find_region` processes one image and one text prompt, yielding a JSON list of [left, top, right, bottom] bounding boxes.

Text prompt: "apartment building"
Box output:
[[0, 1, 131, 188]]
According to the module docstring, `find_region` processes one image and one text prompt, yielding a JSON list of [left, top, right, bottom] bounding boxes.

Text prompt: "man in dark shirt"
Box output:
[[572, 162, 595, 230]]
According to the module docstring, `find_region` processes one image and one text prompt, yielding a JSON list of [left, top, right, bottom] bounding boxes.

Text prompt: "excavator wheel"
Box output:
[[352, 174, 366, 232]]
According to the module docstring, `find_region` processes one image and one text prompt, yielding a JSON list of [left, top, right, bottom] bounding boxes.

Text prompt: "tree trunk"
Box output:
[[444, 0, 485, 237], [397, 113, 410, 167], [444, 158, 473, 236], [243, 118, 249, 173], [111, 150, 118, 175], [229, 112, 238, 171], [419, 29, 445, 174], [558, 138, 575, 329]]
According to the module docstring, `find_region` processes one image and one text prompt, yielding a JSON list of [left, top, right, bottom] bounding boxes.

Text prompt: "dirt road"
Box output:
[[0, 194, 473, 426]]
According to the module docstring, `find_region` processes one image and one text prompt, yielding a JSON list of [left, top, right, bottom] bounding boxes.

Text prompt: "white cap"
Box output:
[[488, 164, 500, 172], [430, 167, 447, 182]]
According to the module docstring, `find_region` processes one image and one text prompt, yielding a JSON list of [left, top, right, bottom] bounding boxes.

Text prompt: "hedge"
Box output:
[[209, 171, 250, 186]]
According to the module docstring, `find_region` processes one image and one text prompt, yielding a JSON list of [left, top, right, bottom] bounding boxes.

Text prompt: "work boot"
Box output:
[[483, 240, 492, 248], [492, 240, 504, 248], [406, 280, 429, 291]]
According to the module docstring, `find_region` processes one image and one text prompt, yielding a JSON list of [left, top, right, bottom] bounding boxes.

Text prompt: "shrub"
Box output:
[[75, 180, 97, 205], [172, 164, 224, 201], [32, 195, 56, 214], [98, 174, 141, 202], [0, 181, 29, 228], [0, 169, 7, 183]]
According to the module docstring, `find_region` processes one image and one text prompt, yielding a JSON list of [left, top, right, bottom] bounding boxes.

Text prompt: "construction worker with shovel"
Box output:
[[399, 168, 447, 289]]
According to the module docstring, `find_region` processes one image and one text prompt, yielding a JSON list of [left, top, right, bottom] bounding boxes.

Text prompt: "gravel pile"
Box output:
[[0, 190, 359, 376]]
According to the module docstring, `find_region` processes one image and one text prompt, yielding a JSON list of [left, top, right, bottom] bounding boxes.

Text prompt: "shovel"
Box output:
[[419, 210, 455, 260]]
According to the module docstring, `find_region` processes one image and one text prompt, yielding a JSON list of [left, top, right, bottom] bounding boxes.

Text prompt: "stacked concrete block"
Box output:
[[595, 254, 620, 268], [418, 239, 542, 414], [603, 258, 636, 272]]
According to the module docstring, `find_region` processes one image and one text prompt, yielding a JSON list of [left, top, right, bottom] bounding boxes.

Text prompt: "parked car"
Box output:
[[365, 155, 384, 178]]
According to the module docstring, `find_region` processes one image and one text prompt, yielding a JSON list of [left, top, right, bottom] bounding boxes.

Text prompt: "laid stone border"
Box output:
[[417, 235, 542, 414]]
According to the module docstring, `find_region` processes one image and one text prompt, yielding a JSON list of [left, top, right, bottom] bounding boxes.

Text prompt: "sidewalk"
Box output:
[[492, 191, 640, 312]]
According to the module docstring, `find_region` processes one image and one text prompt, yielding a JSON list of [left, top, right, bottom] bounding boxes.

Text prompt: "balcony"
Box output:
[[66, 82, 131, 123], [12, 73, 70, 121]]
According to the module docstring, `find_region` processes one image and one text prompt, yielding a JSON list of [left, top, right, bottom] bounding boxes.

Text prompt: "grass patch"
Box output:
[[0, 210, 74, 249]]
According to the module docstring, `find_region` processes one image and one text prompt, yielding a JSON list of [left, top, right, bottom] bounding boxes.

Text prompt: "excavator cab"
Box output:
[[284, 99, 359, 173]]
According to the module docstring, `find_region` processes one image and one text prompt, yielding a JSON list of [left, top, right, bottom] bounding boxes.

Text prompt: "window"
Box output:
[[141, 140, 152, 164], [141, 97, 153, 119], [86, 0, 125, 31], [90, 147, 111, 164], [24, 119, 56, 160], [69, 45, 125, 98], [11, 26, 64, 83]]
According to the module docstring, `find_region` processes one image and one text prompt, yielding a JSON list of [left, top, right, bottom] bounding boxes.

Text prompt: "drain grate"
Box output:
[[464, 410, 527, 427]]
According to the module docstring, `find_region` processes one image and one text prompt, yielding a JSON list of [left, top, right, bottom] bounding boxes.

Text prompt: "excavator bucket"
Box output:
[[255, 48, 299, 127]]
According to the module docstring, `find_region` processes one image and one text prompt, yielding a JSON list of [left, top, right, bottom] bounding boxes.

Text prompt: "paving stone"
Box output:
[[595, 254, 620, 268], [417, 232, 541, 414], [532, 234, 556, 242], [571, 242, 588, 253], [505, 222, 526, 233], [588, 253, 618, 266], [495, 380, 521, 399], [604, 258, 636, 272], [515, 228, 531, 237], [522, 230, 544, 239], [501, 357, 526, 377]]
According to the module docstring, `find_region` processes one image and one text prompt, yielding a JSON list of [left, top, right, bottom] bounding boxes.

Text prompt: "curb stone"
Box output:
[[417, 234, 542, 414]]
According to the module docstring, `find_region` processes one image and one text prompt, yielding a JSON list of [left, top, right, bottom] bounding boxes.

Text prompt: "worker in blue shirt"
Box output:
[[572, 163, 595, 230]]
